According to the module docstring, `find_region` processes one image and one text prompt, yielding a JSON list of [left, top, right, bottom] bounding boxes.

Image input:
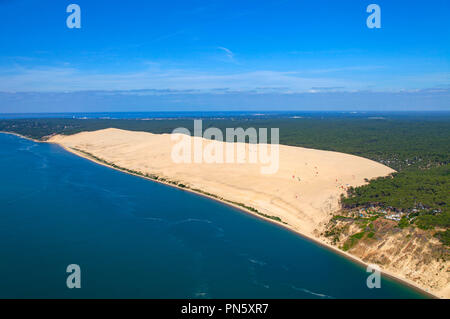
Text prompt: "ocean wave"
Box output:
[[248, 258, 267, 266], [17, 144, 37, 152], [143, 217, 167, 223], [291, 285, 334, 299], [172, 218, 213, 225]]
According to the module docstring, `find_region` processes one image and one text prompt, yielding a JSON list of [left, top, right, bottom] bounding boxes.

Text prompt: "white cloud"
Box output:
[[0, 65, 359, 93], [0, 64, 447, 94]]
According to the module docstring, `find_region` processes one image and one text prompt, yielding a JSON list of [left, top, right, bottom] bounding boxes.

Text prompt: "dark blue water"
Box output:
[[0, 133, 426, 298]]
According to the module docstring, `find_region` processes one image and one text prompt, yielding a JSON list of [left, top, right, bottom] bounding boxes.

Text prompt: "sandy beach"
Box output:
[[48, 128, 446, 298]]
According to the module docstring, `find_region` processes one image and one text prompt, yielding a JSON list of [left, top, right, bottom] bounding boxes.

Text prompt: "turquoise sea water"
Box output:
[[0, 133, 426, 298]]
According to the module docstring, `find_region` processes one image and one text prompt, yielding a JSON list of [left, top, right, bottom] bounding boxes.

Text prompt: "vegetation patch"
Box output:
[[434, 230, 450, 246], [342, 232, 366, 251]]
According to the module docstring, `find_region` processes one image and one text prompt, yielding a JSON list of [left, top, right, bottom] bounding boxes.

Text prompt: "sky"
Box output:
[[0, 0, 449, 112]]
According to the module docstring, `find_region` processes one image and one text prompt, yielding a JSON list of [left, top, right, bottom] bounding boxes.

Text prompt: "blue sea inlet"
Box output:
[[0, 133, 426, 298]]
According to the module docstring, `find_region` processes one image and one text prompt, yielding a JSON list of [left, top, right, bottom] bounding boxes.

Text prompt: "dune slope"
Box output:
[[50, 128, 395, 238]]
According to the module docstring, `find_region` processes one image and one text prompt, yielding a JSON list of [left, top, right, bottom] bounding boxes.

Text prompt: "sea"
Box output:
[[0, 131, 427, 298]]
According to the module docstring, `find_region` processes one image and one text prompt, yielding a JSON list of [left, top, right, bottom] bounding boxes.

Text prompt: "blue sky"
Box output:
[[0, 0, 449, 112]]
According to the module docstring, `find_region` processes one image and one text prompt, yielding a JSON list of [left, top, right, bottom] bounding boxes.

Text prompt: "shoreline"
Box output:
[[0, 131, 45, 143], [0, 131, 440, 299]]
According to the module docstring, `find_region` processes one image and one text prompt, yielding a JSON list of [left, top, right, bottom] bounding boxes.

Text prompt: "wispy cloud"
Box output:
[[217, 46, 236, 62], [0, 63, 448, 94], [306, 65, 385, 74], [0, 65, 358, 93], [218, 46, 234, 58]]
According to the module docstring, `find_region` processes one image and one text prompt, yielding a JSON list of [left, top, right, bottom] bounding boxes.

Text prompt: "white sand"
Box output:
[[50, 128, 395, 237]]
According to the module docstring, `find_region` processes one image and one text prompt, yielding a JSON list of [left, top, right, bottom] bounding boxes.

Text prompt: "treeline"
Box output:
[[1, 114, 449, 171], [342, 165, 449, 213]]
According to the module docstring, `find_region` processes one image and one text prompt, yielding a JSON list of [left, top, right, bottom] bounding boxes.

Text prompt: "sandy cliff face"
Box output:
[[322, 218, 449, 298]]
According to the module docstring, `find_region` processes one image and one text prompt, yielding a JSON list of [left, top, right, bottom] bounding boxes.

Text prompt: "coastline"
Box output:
[[0, 131, 440, 299], [51, 138, 439, 299], [0, 131, 45, 143]]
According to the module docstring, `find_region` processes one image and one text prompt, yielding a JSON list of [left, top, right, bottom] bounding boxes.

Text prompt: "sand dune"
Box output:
[[49, 128, 449, 298], [49, 128, 395, 238]]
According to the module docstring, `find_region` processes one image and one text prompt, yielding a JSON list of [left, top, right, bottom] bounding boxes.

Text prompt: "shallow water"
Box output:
[[0, 133, 426, 298]]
